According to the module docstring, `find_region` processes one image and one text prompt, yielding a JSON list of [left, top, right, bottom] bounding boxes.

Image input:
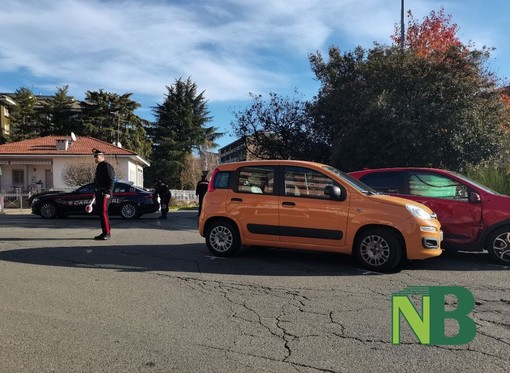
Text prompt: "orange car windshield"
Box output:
[[322, 165, 378, 195]]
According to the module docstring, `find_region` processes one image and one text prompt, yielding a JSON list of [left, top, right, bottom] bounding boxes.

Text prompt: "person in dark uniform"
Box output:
[[155, 178, 171, 219], [195, 171, 209, 217], [92, 148, 115, 240]]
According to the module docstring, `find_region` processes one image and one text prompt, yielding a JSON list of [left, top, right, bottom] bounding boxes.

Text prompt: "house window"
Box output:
[[12, 169, 24, 186]]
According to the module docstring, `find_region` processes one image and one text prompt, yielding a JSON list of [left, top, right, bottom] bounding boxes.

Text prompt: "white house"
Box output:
[[0, 135, 150, 193]]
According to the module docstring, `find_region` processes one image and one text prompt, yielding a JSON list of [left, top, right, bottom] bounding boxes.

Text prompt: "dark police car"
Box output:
[[31, 182, 159, 219]]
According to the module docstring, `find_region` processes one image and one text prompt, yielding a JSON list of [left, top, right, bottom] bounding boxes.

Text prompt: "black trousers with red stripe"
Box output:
[[95, 193, 111, 235]]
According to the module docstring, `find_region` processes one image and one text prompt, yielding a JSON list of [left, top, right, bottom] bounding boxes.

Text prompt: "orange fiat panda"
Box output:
[[198, 160, 442, 271]]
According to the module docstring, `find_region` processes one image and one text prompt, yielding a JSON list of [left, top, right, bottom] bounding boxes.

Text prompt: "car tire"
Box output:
[[485, 227, 510, 265], [355, 228, 402, 272], [120, 202, 139, 219], [39, 201, 57, 219], [205, 220, 241, 257]]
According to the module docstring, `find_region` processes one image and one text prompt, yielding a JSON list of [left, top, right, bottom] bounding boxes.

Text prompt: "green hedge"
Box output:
[[466, 164, 510, 196]]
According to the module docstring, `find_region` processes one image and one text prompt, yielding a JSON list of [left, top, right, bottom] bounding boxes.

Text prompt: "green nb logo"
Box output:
[[392, 286, 476, 345]]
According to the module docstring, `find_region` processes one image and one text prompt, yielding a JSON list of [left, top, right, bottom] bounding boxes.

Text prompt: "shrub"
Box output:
[[170, 198, 198, 210], [466, 163, 510, 195]]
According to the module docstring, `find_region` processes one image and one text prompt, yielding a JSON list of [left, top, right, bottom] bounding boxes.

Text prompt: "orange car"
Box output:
[[198, 160, 442, 271]]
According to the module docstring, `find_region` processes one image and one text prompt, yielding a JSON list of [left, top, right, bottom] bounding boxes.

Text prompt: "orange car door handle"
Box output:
[[282, 201, 295, 207], [231, 198, 242, 202]]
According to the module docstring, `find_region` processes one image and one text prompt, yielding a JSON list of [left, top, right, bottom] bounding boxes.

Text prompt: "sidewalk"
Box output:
[[0, 208, 32, 215]]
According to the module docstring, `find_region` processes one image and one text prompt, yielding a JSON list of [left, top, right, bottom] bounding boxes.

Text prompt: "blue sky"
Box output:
[[1, 0, 509, 149]]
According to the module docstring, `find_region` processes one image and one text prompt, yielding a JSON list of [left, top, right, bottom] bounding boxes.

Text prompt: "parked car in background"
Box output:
[[349, 167, 510, 265], [198, 160, 442, 272], [31, 182, 159, 219]]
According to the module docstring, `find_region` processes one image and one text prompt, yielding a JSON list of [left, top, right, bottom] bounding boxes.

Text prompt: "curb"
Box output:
[[0, 209, 32, 215]]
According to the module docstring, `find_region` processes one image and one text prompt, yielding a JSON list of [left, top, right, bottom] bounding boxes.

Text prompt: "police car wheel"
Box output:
[[120, 202, 139, 219], [40, 201, 57, 218]]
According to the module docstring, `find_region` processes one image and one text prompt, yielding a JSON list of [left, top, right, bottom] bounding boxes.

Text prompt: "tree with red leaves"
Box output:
[[308, 6, 509, 171], [392, 6, 467, 57]]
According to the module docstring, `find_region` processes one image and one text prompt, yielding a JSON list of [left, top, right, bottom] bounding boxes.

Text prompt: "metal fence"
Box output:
[[0, 189, 198, 212], [0, 189, 27, 212], [170, 190, 198, 202]]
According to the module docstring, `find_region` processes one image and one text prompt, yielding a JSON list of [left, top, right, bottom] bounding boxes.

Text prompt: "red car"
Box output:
[[349, 167, 510, 265]]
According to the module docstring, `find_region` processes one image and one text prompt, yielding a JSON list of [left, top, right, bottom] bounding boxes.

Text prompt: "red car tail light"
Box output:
[[208, 167, 220, 192]]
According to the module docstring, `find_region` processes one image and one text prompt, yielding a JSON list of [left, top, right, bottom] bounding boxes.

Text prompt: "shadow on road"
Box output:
[[1, 210, 507, 275], [0, 241, 507, 277], [0, 242, 361, 276], [0, 210, 199, 231]]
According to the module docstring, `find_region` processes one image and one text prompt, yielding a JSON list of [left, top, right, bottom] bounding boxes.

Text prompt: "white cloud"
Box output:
[[0, 0, 508, 106], [0, 0, 397, 100]]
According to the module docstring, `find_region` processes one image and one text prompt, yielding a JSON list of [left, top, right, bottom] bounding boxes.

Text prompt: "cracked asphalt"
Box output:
[[0, 210, 508, 372]]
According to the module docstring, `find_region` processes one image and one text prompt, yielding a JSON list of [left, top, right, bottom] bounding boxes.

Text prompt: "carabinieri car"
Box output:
[[31, 182, 159, 219]]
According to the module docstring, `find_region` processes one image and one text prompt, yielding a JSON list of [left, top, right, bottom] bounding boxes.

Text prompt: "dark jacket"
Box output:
[[196, 179, 209, 197], [94, 161, 115, 195], [156, 182, 171, 200]]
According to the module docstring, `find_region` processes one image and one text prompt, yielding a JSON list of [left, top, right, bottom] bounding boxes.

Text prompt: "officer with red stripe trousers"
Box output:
[[92, 148, 115, 240]]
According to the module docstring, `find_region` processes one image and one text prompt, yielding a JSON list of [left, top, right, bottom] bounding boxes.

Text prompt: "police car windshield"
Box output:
[[322, 165, 378, 194]]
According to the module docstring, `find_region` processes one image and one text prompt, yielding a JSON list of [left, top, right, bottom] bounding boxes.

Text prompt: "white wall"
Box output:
[[125, 162, 144, 188], [54, 156, 145, 188], [0, 155, 147, 191], [0, 163, 53, 192], [52, 157, 72, 189]]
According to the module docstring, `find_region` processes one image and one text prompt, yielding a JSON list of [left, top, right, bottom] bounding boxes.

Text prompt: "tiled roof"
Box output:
[[0, 136, 138, 156]]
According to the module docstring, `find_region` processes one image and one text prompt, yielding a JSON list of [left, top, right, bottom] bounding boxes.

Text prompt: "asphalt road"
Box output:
[[0, 210, 508, 373]]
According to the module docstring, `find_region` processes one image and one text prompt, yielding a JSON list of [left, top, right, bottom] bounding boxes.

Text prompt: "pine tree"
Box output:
[[149, 77, 220, 188], [39, 85, 76, 136], [9, 87, 38, 141], [78, 90, 152, 158]]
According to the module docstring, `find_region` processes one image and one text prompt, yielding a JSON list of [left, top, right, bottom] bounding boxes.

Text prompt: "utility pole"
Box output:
[[117, 113, 120, 145], [113, 111, 121, 145], [401, 0, 405, 48]]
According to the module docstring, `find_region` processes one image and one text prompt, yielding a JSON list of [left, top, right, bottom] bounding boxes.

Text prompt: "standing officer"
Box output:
[[195, 171, 209, 217], [93, 148, 115, 240], [155, 178, 171, 219]]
